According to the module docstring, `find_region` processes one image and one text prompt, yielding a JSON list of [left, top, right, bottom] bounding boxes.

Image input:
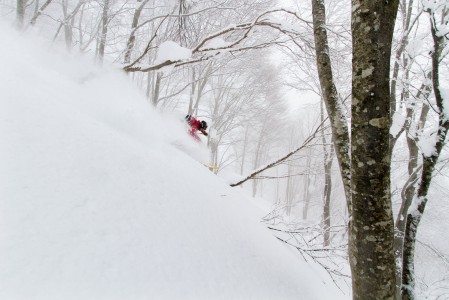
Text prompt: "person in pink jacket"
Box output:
[[185, 114, 208, 141]]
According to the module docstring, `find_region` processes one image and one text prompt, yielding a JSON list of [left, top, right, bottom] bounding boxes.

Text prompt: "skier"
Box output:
[[185, 114, 208, 141]]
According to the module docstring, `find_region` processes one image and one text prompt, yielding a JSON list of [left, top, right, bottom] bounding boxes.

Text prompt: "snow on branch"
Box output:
[[123, 8, 310, 73]]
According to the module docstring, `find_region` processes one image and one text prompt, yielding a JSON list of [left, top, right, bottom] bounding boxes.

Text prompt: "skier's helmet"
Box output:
[[200, 120, 208, 130]]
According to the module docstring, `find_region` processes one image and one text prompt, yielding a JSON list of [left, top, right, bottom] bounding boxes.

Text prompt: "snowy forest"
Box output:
[[1, 0, 449, 299]]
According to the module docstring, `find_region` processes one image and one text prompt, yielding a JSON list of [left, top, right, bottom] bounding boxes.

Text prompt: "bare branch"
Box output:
[[123, 8, 309, 73], [230, 118, 328, 187]]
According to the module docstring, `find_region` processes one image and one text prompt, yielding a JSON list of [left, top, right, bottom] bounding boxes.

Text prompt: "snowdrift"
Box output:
[[0, 22, 346, 300]]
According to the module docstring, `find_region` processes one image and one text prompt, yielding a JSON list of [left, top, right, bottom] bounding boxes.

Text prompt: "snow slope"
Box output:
[[0, 22, 347, 300]]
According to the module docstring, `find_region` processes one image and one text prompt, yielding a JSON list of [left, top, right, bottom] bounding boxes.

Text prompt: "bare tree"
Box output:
[[97, 0, 110, 64], [123, 0, 150, 64], [16, 0, 26, 29], [311, 0, 351, 210], [401, 4, 449, 299], [320, 99, 333, 247], [29, 0, 53, 26]]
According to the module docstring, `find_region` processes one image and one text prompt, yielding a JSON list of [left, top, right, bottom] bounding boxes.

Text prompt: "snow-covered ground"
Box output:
[[0, 22, 349, 300]]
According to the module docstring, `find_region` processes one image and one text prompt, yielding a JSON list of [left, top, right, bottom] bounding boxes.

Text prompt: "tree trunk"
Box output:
[[61, 0, 73, 50], [29, 0, 53, 26], [97, 0, 110, 64], [311, 0, 351, 211], [16, 0, 26, 29], [321, 98, 333, 247], [152, 72, 162, 106], [240, 125, 250, 176], [350, 0, 399, 299], [285, 162, 293, 216], [401, 13, 449, 299], [322, 149, 333, 247], [188, 69, 196, 114], [123, 0, 150, 64], [393, 82, 431, 297], [302, 148, 311, 220], [192, 63, 213, 115], [252, 121, 266, 198]]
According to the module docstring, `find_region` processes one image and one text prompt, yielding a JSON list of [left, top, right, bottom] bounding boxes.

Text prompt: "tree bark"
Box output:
[[350, 0, 399, 299], [311, 0, 351, 211]]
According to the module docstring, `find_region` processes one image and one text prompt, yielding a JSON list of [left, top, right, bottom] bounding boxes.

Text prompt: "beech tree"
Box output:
[[350, 1, 400, 298], [310, 0, 399, 298]]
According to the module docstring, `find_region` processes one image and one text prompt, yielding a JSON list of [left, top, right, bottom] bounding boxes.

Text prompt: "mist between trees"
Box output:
[[4, 0, 449, 299]]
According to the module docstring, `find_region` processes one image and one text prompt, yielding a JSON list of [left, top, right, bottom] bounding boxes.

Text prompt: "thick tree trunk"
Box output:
[[350, 1, 399, 299]]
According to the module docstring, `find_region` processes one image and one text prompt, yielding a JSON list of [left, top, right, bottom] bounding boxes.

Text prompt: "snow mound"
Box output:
[[0, 21, 346, 300]]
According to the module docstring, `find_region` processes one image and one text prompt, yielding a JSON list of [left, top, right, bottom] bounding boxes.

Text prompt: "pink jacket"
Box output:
[[188, 117, 202, 141]]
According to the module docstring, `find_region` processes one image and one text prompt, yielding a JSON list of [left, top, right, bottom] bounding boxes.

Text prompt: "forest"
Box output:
[[2, 0, 449, 299]]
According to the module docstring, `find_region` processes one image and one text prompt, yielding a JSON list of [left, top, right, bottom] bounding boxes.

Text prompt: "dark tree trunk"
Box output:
[[350, 0, 399, 299]]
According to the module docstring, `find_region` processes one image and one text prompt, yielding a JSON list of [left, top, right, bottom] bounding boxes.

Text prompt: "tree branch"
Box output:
[[230, 119, 328, 187]]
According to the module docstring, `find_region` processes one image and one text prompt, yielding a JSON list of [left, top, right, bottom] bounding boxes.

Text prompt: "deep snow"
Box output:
[[0, 21, 348, 300]]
